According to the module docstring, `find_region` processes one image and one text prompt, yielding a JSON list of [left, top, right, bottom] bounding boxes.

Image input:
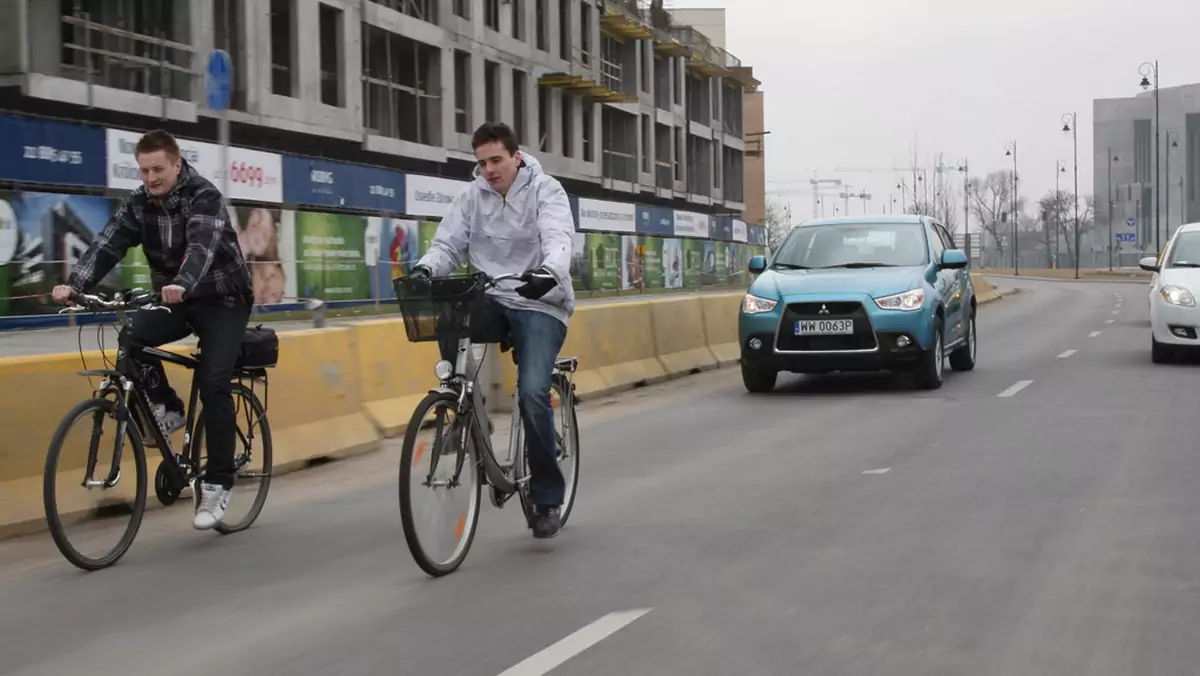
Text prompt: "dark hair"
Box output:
[[471, 122, 519, 154], [135, 129, 181, 159]]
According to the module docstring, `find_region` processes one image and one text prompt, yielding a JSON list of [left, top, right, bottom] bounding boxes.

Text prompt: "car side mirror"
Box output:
[[940, 249, 969, 269], [748, 255, 767, 274], [1139, 256, 1160, 273]]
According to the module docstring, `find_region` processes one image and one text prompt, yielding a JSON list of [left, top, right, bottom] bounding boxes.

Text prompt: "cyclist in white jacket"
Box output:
[[411, 122, 576, 539]]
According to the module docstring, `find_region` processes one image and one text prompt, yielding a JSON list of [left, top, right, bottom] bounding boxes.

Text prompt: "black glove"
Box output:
[[516, 267, 558, 300], [408, 265, 431, 281]]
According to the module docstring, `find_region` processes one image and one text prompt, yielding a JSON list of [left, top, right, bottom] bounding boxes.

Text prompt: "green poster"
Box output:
[[642, 237, 665, 290], [682, 239, 704, 288], [586, 233, 621, 291], [295, 211, 369, 301], [714, 243, 730, 286], [121, 247, 152, 291], [727, 243, 746, 287]]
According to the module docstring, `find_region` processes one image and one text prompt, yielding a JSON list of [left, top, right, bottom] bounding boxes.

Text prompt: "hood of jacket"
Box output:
[[471, 151, 546, 198]]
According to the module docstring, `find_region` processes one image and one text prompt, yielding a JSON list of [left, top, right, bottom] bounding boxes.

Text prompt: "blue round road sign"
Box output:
[[206, 50, 232, 112]]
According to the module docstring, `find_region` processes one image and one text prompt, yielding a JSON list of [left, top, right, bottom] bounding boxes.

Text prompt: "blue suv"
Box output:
[[738, 215, 976, 392]]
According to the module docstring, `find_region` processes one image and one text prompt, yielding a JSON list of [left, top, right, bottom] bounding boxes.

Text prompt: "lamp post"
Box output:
[[1055, 160, 1066, 268], [1108, 151, 1119, 270], [1062, 113, 1080, 279], [1005, 141, 1018, 274], [1165, 131, 1179, 239], [1140, 60, 1160, 254]]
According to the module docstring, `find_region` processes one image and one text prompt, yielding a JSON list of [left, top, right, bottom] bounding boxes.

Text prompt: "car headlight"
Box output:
[[742, 294, 779, 314], [1160, 285, 1196, 307], [874, 288, 925, 311]]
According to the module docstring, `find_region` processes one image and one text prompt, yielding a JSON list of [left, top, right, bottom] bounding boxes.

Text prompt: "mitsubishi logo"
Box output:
[[819, 304, 830, 315]]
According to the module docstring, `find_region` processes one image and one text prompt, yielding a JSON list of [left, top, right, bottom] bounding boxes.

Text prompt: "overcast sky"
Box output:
[[669, 0, 1200, 230]]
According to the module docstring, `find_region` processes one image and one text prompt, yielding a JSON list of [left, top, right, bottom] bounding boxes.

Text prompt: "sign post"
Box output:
[[205, 50, 233, 207]]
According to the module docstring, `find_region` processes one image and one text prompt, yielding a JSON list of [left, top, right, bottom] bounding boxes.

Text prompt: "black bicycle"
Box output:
[[392, 271, 581, 577], [43, 288, 275, 571]]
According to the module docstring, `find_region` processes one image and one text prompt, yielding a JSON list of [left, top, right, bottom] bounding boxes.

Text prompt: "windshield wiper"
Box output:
[[1171, 262, 1200, 268], [821, 262, 896, 269], [770, 262, 811, 270]]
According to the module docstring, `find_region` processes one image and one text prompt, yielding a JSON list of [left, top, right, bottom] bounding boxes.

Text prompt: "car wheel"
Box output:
[[913, 318, 945, 390], [1151, 336, 1172, 364], [741, 363, 778, 393], [949, 311, 977, 372]]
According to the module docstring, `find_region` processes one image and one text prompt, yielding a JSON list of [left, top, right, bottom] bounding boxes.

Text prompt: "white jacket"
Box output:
[[417, 152, 576, 325]]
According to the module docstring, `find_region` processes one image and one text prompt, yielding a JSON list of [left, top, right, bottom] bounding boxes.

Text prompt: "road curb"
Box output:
[[979, 288, 1020, 305]]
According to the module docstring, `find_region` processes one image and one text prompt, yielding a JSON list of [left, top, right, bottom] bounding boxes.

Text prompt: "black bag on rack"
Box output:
[[238, 324, 279, 369]]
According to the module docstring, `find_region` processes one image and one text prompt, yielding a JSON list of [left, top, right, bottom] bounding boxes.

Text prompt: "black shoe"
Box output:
[[531, 505, 562, 539]]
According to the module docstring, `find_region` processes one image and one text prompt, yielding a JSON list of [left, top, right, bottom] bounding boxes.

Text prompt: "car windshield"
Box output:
[[1166, 231, 1200, 268], [772, 222, 929, 269]]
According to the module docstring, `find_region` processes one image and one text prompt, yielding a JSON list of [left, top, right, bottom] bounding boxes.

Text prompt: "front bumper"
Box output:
[[1151, 298, 1200, 347], [739, 295, 935, 374]]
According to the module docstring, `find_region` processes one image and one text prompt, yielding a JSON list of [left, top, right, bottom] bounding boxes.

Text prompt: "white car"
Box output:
[[1140, 222, 1200, 363]]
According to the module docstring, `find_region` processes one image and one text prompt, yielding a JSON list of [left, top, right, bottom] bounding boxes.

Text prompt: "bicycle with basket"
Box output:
[[391, 270, 581, 577], [43, 288, 278, 571]]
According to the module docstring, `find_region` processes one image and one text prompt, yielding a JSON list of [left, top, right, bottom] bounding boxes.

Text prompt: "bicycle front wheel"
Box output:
[[43, 397, 148, 571], [399, 391, 482, 577]]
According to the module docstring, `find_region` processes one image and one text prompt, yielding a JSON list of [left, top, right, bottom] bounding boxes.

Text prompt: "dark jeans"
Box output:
[[442, 296, 568, 507], [120, 295, 250, 489]]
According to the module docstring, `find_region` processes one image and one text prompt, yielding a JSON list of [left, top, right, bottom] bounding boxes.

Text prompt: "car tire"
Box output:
[[1151, 336, 1172, 364], [913, 317, 945, 390], [741, 363, 778, 393], [949, 311, 977, 372]]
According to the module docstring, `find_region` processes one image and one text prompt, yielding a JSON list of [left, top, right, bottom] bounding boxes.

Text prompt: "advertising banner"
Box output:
[[229, 206, 291, 305], [662, 238, 684, 289], [282, 156, 405, 213], [569, 232, 589, 288], [578, 198, 636, 233], [726, 242, 746, 287], [106, 129, 284, 203], [0, 191, 121, 315], [711, 216, 733, 242], [701, 240, 717, 286], [732, 219, 747, 243], [641, 236, 666, 290], [405, 174, 468, 218], [0, 115, 107, 188], [713, 242, 730, 286], [368, 217, 422, 301], [682, 238, 704, 288], [635, 205, 673, 236], [294, 211, 369, 301], [620, 235, 643, 290], [674, 210, 710, 239], [585, 233, 621, 291], [747, 224, 766, 246]]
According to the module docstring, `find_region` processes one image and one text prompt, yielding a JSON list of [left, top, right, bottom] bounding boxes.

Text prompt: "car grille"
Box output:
[[775, 301, 878, 352]]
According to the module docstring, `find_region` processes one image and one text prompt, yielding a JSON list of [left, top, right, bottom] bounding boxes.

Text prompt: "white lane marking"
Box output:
[[496, 609, 652, 676], [1111, 311, 1120, 315], [1089, 331, 1102, 338], [1057, 349, 1077, 358], [998, 380, 1033, 398], [863, 468, 890, 475], [1105, 319, 1115, 324]]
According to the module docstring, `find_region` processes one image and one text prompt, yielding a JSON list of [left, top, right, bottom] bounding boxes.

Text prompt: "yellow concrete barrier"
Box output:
[[971, 273, 995, 298], [701, 292, 744, 366], [648, 296, 718, 375], [353, 318, 441, 437]]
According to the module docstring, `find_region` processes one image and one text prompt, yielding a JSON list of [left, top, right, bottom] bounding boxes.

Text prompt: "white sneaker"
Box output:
[[152, 404, 186, 437], [192, 482, 231, 530]]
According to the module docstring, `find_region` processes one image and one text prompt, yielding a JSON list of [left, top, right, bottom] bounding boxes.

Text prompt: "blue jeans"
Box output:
[[445, 297, 568, 506]]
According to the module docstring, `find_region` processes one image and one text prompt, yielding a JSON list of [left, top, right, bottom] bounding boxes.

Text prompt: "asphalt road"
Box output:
[[4, 275, 1197, 675], [0, 290, 723, 358]]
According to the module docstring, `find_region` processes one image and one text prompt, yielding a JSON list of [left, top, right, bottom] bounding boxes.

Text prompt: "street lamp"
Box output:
[[1005, 141, 1018, 274], [1140, 60, 1160, 254], [1107, 152, 1119, 270], [1062, 113, 1080, 279], [1056, 160, 1066, 267], [1165, 131, 1179, 237]]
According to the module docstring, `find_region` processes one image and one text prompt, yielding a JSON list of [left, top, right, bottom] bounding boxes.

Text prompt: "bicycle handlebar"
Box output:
[[59, 288, 170, 314]]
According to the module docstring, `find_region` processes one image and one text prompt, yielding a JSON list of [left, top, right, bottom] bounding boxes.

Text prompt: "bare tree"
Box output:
[[1038, 191, 1095, 262], [764, 199, 790, 250], [969, 170, 1029, 258]]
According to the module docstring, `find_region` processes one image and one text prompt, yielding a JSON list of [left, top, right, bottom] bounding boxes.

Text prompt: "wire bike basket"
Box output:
[[392, 273, 486, 343]]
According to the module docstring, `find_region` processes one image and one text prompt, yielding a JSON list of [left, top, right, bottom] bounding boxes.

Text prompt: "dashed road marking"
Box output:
[[496, 609, 652, 676], [1111, 310, 1120, 315], [1057, 349, 1077, 359], [1105, 319, 1115, 324], [863, 468, 890, 475], [998, 380, 1033, 398], [1089, 331, 1102, 338]]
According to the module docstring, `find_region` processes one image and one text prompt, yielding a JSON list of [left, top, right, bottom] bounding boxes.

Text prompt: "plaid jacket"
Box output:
[[68, 159, 253, 303]]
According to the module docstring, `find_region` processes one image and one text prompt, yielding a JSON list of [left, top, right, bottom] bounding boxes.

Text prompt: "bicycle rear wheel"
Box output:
[[516, 374, 581, 527], [43, 397, 148, 571], [191, 382, 274, 534], [399, 391, 482, 577]]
